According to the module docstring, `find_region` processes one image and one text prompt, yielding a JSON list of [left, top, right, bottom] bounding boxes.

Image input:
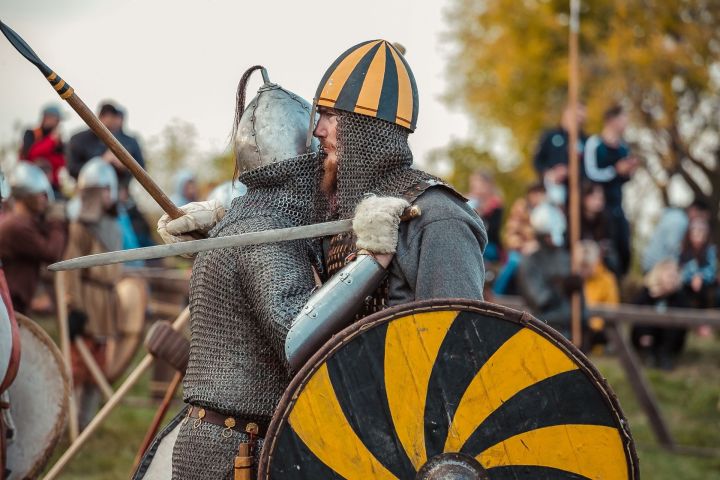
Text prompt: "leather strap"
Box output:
[[185, 405, 268, 437]]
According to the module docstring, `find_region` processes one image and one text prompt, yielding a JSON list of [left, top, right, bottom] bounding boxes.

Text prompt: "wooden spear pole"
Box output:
[[53, 271, 80, 441], [43, 307, 190, 480], [568, 0, 583, 347]]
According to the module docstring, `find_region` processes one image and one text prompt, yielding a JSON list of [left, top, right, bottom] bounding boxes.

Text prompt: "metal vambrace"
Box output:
[[285, 254, 386, 372]]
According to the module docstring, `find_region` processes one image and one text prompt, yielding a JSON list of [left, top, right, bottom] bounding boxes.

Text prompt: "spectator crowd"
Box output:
[[466, 103, 717, 370]]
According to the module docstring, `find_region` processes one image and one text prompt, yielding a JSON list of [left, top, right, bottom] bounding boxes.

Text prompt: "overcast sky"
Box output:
[[0, 0, 470, 178]]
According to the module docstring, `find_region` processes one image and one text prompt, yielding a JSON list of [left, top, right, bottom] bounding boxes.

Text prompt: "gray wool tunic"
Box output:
[[388, 187, 488, 304]]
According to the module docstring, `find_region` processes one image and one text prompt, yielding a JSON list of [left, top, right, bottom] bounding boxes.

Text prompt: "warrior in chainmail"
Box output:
[[133, 66, 323, 480], [310, 40, 488, 315], [284, 40, 490, 371]]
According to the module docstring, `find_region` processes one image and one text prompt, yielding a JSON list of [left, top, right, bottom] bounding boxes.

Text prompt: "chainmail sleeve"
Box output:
[[239, 238, 317, 370]]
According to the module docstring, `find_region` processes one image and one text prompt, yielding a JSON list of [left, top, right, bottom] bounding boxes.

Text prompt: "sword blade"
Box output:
[[48, 219, 353, 271]]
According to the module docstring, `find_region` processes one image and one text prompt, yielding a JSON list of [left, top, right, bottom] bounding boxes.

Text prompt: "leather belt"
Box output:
[[184, 405, 268, 438]]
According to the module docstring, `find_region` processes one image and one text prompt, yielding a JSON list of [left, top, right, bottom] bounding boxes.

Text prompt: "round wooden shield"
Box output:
[[106, 277, 148, 382], [6, 314, 70, 479], [259, 300, 638, 480]]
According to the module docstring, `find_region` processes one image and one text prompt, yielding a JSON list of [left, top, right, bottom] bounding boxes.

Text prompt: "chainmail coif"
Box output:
[[333, 111, 439, 220], [173, 152, 323, 479]]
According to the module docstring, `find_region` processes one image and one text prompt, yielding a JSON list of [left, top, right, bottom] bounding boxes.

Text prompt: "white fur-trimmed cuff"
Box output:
[[353, 195, 410, 254]]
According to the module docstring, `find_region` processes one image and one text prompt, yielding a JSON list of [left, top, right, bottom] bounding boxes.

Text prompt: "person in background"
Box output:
[[679, 219, 717, 309], [580, 181, 620, 276], [19, 105, 66, 197], [63, 158, 123, 428], [631, 260, 688, 370], [171, 169, 199, 207], [492, 183, 545, 296], [0, 162, 66, 314], [576, 239, 619, 351], [67, 102, 145, 189], [642, 199, 711, 274], [533, 104, 587, 207], [517, 202, 584, 338], [583, 104, 639, 275], [467, 169, 503, 262]]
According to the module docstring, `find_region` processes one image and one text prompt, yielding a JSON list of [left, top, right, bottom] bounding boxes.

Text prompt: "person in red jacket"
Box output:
[[19, 105, 66, 196]]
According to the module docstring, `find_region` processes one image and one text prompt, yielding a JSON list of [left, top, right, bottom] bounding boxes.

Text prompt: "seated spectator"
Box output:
[[492, 183, 544, 295], [0, 162, 67, 314], [642, 199, 712, 274], [576, 240, 619, 351], [631, 260, 689, 370], [518, 202, 584, 338], [466, 169, 503, 262], [580, 181, 621, 275], [679, 219, 717, 309], [20, 105, 66, 197]]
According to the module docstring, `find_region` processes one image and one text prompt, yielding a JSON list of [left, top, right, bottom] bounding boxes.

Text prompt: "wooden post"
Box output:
[[54, 271, 80, 441], [605, 321, 676, 449], [568, 0, 583, 347], [43, 307, 190, 480]]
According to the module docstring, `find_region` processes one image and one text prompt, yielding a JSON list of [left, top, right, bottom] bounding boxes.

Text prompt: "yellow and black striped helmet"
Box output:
[[315, 39, 419, 131]]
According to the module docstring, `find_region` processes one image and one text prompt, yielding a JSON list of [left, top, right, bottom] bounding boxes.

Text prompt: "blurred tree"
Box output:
[[211, 149, 236, 182], [151, 118, 198, 173], [446, 0, 720, 234], [428, 141, 533, 203]]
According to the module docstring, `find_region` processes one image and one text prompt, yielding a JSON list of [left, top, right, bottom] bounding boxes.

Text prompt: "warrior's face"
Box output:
[[18, 191, 48, 216], [314, 107, 339, 195]]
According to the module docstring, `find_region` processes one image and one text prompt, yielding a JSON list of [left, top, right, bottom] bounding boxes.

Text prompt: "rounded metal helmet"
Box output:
[[206, 180, 247, 210], [0, 169, 10, 201], [77, 157, 118, 201], [8, 161, 54, 201], [313, 39, 419, 131], [234, 66, 319, 175], [530, 202, 567, 247]]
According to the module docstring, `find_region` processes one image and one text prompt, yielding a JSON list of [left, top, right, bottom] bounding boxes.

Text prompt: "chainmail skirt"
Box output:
[[172, 419, 264, 480]]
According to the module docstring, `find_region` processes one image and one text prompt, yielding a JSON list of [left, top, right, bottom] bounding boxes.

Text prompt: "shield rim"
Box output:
[[11, 313, 71, 479], [258, 298, 639, 479]]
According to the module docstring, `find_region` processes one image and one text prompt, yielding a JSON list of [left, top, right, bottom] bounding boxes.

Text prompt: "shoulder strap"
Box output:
[[402, 179, 468, 205]]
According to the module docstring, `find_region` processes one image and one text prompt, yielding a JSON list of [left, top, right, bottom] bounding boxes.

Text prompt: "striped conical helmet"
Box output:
[[315, 40, 419, 131]]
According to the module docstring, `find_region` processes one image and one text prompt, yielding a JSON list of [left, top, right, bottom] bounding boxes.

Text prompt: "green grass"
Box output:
[[31, 317, 720, 479]]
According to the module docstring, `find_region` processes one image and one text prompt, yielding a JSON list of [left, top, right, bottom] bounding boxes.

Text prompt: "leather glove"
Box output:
[[157, 199, 226, 246], [353, 195, 410, 254], [68, 310, 88, 340]]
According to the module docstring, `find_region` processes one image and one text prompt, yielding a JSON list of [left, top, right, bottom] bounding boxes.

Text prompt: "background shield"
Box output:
[[259, 299, 638, 480], [6, 313, 70, 479], [105, 276, 148, 383]]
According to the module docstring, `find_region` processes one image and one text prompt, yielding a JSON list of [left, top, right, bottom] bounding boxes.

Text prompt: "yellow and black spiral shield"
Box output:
[[315, 39, 419, 131], [260, 300, 638, 480]]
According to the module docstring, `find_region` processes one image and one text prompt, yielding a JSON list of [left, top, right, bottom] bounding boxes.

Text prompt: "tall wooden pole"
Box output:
[[568, 0, 582, 347]]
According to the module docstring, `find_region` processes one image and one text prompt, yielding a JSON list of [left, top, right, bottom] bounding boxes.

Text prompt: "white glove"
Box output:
[[352, 195, 410, 254], [157, 200, 226, 246]]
